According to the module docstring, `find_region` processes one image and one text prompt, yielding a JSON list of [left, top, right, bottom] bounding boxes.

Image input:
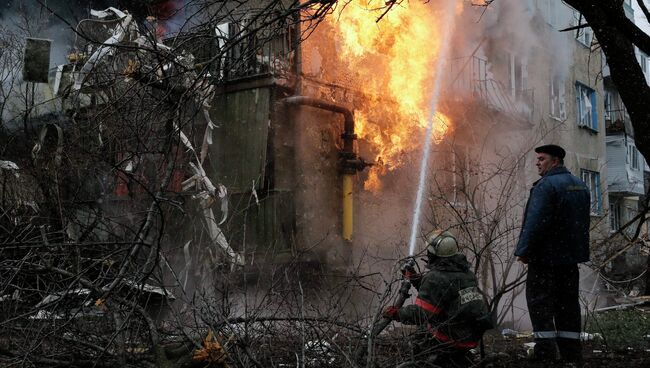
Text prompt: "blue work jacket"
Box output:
[[515, 166, 590, 265]]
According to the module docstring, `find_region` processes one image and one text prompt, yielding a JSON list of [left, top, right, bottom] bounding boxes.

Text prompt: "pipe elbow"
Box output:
[[281, 96, 354, 131]]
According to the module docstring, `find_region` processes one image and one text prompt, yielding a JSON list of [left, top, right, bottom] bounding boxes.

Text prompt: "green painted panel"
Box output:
[[227, 191, 295, 253], [209, 88, 270, 192]]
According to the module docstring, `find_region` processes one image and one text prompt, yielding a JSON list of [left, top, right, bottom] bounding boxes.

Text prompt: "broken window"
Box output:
[[604, 89, 612, 122], [549, 74, 566, 120], [451, 146, 470, 205], [437, 145, 472, 206], [576, 82, 597, 131], [627, 142, 640, 171], [610, 201, 621, 231], [572, 11, 593, 47], [506, 52, 528, 100], [213, 16, 295, 81], [581, 169, 602, 215]]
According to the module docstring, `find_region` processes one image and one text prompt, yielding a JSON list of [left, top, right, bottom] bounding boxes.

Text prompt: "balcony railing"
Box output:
[[605, 108, 631, 126], [447, 55, 534, 119]]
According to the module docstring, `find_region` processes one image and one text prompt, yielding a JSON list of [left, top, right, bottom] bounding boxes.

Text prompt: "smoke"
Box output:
[[452, 0, 573, 82], [0, 1, 200, 64], [0, 0, 197, 125], [298, 0, 589, 327], [483, 1, 539, 58], [0, 1, 85, 124]]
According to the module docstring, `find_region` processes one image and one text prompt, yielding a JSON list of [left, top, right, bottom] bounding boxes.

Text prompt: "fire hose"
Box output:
[[370, 279, 412, 337], [355, 258, 490, 367], [355, 278, 412, 364]]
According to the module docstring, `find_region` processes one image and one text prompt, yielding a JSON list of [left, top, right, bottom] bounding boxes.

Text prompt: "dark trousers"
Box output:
[[410, 331, 473, 368], [526, 264, 582, 362]]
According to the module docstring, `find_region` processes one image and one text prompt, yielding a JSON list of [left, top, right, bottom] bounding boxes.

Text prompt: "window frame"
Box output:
[[609, 201, 621, 232], [603, 89, 612, 121], [581, 169, 602, 216], [576, 82, 598, 131], [438, 145, 472, 207], [573, 10, 593, 47], [628, 143, 640, 170], [549, 74, 566, 120]]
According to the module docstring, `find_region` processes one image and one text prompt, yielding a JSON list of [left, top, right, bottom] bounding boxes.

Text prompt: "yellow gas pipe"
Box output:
[[282, 96, 372, 242]]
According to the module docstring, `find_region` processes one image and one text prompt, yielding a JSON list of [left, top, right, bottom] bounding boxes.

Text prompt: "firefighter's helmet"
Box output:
[[425, 230, 459, 257]]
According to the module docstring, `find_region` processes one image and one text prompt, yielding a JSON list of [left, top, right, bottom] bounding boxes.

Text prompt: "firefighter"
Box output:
[[515, 144, 590, 364], [383, 231, 492, 368]]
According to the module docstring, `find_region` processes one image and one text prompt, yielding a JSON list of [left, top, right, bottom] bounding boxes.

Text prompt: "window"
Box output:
[[507, 52, 528, 99], [439, 145, 471, 206], [573, 11, 593, 47], [576, 82, 598, 131], [610, 201, 621, 231], [603, 90, 612, 121], [627, 143, 640, 170], [549, 74, 566, 119], [624, 0, 633, 11], [639, 53, 647, 75], [544, 0, 558, 27], [638, 50, 649, 83], [581, 169, 602, 215], [213, 18, 294, 80]]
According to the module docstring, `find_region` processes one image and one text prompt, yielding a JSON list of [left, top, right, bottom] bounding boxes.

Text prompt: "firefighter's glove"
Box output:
[[400, 258, 417, 280], [382, 306, 401, 321]]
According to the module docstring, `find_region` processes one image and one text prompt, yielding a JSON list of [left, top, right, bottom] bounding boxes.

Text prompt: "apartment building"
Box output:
[[605, 0, 648, 236], [531, 0, 609, 240], [603, 0, 650, 278], [450, 0, 610, 243], [443, 0, 621, 327]]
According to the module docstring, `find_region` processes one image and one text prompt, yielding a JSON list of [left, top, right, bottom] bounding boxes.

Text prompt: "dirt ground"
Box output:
[[481, 331, 650, 367]]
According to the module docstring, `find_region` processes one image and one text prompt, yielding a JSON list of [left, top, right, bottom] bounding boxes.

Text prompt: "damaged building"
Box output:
[[1, 0, 650, 366]]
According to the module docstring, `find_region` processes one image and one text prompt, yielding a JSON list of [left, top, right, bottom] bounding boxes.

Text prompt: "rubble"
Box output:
[[304, 339, 336, 366], [73, 8, 135, 91], [123, 280, 176, 299], [33, 288, 91, 309], [581, 332, 603, 341], [0, 160, 19, 172], [594, 301, 648, 312], [501, 328, 532, 339], [67, 6, 244, 267], [0, 290, 20, 302]]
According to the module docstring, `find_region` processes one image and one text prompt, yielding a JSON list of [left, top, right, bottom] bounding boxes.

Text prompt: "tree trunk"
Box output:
[[564, 0, 650, 162]]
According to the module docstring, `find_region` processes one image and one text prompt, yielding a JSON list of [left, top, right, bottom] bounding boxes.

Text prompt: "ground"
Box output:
[[481, 330, 650, 368]]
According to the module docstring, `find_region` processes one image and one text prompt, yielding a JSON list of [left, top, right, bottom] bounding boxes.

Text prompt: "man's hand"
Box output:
[[382, 306, 400, 321], [517, 256, 529, 264], [400, 258, 417, 280]]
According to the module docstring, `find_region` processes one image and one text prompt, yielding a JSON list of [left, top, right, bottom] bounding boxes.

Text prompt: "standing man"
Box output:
[[515, 144, 590, 364]]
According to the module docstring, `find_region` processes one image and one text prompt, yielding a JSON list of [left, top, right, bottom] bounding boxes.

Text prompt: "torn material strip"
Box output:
[[73, 9, 133, 91]]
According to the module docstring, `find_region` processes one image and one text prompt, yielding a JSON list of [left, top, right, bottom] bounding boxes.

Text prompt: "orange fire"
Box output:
[[325, 0, 452, 192]]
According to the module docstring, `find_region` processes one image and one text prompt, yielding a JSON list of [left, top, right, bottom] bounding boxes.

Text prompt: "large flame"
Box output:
[[326, 0, 452, 192]]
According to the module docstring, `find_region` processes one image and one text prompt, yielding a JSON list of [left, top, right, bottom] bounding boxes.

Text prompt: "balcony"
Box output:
[[605, 108, 632, 135], [606, 134, 645, 196], [446, 55, 534, 121]]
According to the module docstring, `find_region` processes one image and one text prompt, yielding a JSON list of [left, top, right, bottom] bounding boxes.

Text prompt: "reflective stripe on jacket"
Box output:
[[428, 324, 479, 348], [398, 254, 488, 346]]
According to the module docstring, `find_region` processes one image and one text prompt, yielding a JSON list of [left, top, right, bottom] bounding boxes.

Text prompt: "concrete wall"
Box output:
[[606, 134, 645, 195]]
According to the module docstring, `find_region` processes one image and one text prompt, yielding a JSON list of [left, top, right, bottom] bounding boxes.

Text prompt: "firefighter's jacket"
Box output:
[[515, 166, 590, 265], [398, 254, 490, 348]]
